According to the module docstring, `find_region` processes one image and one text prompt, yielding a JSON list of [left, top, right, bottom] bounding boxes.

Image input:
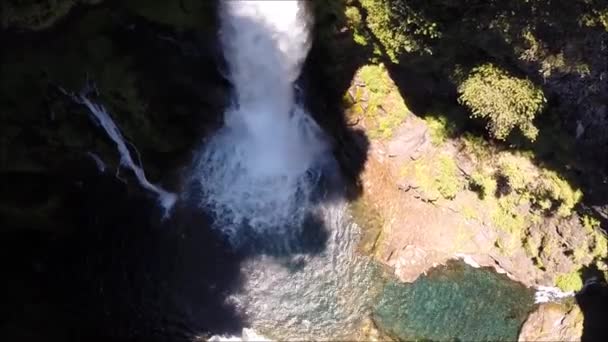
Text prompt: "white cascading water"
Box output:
[[190, 0, 330, 243], [197, 1, 381, 340], [62, 88, 178, 216], [534, 286, 575, 303], [79, 96, 178, 216]]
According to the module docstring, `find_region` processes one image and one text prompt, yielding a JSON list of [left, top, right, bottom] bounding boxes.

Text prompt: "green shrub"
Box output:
[[469, 171, 496, 199], [581, 214, 601, 231], [458, 64, 546, 141], [425, 115, 454, 146], [436, 155, 462, 199], [359, 0, 440, 61], [581, 9, 608, 31], [412, 154, 463, 200], [355, 64, 408, 138], [533, 170, 583, 217], [492, 202, 527, 235], [359, 64, 391, 94], [497, 155, 529, 193], [344, 6, 369, 46], [555, 270, 583, 292]]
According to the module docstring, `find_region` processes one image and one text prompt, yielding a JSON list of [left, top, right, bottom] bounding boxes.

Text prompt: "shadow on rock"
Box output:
[[577, 272, 608, 342]]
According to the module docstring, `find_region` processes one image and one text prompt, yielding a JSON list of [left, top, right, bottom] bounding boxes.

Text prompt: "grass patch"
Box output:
[[461, 205, 478, 220], [555, 270, 583, 292], [411, 154, 463, 200], [491, 205, 527, 237], [348, 64, 409, 139]]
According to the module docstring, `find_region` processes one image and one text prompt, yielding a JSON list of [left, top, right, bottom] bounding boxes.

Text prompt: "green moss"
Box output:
[[354, 64, 408, 139], [555, 270, 583, 292], [491, 205, 526, 236], [412, 154, 463, 200], [436, 155, 461, 199]]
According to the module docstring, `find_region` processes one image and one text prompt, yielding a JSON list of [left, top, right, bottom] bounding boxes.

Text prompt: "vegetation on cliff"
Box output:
[[325, 0, 608, 291]]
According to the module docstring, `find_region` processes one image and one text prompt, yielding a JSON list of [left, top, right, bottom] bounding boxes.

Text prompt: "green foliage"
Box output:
[[555, 270, 583, 292], [458, 64, 546, 141], [359, 64, 391, 94], [359, 0, 440, 61], [533, 170, 583, 217], [413, 154, 463, 200], [344, 6, 369, 46], [469, 171, 496, 199], [581, 215, 608, 259], [497, 155, 530, 193], [582, 214, 601, 231], [496, 155, 582, 217], [492, 201, 526, 236], [436, 155, 461, 199], [425, 115, 456, 146], [581, 9, 608, 31], [353, 64, 408, 138]]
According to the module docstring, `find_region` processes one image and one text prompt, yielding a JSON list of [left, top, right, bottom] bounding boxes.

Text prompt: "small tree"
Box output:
[[458, 64, 546, 141]]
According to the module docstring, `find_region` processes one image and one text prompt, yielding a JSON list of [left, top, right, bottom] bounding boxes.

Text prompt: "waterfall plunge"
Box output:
[[191, 1, 331, 244]]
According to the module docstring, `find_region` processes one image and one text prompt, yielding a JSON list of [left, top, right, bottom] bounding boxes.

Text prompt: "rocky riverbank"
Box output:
[[343, 62, 605, 340]]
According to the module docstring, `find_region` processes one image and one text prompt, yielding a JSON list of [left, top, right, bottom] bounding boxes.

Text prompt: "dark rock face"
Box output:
[[1, 0, 228, 232], [0, 2, 246, 341]]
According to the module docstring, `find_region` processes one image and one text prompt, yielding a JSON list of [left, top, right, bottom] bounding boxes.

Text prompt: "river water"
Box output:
[[187, 1, 539, 340], [0, 1, 545, 341]]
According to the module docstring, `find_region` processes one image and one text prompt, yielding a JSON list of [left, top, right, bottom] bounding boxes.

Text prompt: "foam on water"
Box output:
[[191, 2, 382, 339], [190, 0, 330, 243], [534, 286, 575, 303]]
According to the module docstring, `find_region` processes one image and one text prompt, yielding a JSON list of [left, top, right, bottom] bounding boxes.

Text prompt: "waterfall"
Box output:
[[63, 89, 178, 216], [190, 0, 331, 244], [534, 286, 575, 304], [192, 2, 380, 338]]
